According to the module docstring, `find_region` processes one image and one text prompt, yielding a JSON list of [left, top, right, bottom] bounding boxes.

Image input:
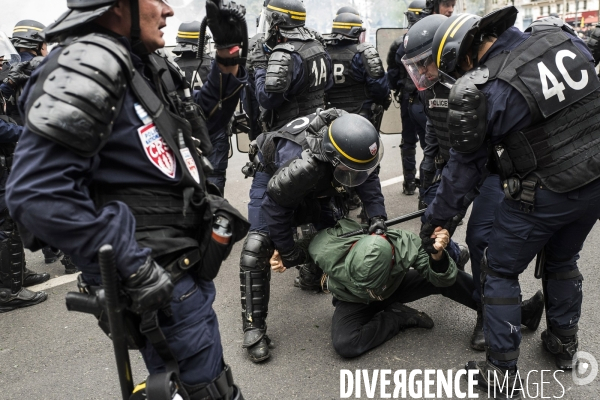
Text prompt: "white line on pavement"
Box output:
[[29, 272, 80, 292], [381, 176, 404, 187]]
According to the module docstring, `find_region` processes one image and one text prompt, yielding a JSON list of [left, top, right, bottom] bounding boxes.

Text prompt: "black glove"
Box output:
[[279, 245, 308, 269], [419, 222, 437, 255], [4, 61, 31, 88], [368, 216, 387, 234], [206, 0, 247, 49], [247, 38, 268, 70], [123, 257, 174, 314], [445, 211, 466, 237]]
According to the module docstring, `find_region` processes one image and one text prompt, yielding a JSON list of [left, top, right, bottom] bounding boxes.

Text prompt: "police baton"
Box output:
[[340, 209, 426, 238], [98, 244, 135, 400]]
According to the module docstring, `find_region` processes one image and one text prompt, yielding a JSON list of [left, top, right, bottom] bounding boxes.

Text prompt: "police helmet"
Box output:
[[402, 15, 447, 90], [45, 0, 117, 41], [265, 0, 307, 30], [432, 6, 517, 74], [173, 21, 200, 54], [331, 13, 365, 38], [11, 20, 46, 50], [336, 6, 360, 16], [405, 0, 429, 28], [322, 114, 383, 187]]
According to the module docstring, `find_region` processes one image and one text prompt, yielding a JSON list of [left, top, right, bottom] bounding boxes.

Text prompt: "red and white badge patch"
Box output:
[[138, 122, 176, 179], [369, 142, 378, 156]]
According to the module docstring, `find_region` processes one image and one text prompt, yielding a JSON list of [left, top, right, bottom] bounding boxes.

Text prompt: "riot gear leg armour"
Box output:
[[239, 231, 274, 363], [400, 143, 417, 195]]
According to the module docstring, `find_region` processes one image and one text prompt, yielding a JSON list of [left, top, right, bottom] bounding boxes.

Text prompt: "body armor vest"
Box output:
[[174, 53, 212, 90], [325, 41, 369, 113], [422, 82, 451, 163], [271, 39, 328, 129], [484, 27, 600, 193]]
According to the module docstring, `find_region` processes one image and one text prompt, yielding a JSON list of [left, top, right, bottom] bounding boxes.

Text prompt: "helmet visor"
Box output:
[[0, 32, 20, 66], [401, 49, 439, 91], [333, 140, 384, 187]]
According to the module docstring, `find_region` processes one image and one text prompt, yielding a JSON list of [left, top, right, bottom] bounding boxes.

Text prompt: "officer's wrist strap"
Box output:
[[216, 54, 247, 67]]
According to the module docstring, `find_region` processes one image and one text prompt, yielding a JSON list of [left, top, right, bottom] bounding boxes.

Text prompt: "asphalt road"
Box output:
[[1, 133, 599, 400]]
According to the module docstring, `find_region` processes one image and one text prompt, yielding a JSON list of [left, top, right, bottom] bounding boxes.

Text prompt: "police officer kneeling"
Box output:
[[422, 8, 600, 397], [240, 110, 388, 362], [6, 0, 250, 398]]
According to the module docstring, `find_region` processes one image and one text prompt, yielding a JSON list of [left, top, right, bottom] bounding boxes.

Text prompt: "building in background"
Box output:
[[519, 0, 598, 31]]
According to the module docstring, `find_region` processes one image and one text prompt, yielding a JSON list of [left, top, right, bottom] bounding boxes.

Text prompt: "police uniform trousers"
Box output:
[[206, 128, 230, 196], [483, 178, 600, 366], [465, 174, 504, 304], [331, 270, 477, 358], [400, 94, 427, 182]]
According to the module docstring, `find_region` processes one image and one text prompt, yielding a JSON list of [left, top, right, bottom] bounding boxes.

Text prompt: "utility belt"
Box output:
[[493, 144, 540, 213]]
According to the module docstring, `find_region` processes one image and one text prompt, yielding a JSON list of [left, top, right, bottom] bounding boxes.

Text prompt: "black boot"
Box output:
[[471, 305, 485, 351], [384, 303, 434, 329], [456, 244, 469, 271], [61, 255, 79, 274], [466, 359, 522, 399], [22, 268, 50, 287], [294, 262, 323, 291], [42, 246, 63, 264], [402, 179, 417, 195], [521, 290, 544, 331], [0, 287, 47, 313], [541, 327, 578, 370]]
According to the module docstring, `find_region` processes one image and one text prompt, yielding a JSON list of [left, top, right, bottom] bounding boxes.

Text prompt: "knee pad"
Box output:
[[239, 232, 273, 272]]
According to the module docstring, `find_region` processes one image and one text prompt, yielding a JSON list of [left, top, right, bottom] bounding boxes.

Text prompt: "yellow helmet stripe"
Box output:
[[436, 14, 472, 67], [328, 125, 376, 164], [178, 31, 199, 37], [407, 8, 423, 12], [13, 26, 43, 32], [332, 23, 363, 28], [290, 15, 306, 20], [267, 4, 306, 16]]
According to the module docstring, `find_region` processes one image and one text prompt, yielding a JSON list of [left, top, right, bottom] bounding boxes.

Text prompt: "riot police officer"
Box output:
[[6, 0, 249, 398], [323, 13, 389, 127], [172, 21, 213, 88], [239, 110, 387, 363], [254, 0, 333, 130], [424, 0, 456, 17], [423, 8, 600, 396], [403, 14, 544, 352], [386, 0, 430, 195]]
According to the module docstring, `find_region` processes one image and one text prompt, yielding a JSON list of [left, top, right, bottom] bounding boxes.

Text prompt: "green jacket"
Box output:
[[308, 218, 458, 304]]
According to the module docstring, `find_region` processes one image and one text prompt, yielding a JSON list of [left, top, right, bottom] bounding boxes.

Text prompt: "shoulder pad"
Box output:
[[272, 43, 296, 53], [265, 50, 293, 93], [461, 66, 490, 85], [447, 75, 488, 153], [26, 33, 132, 157], [526, 17, 573, 35], [267, 150, 326, 207], [358, 44, 384, 78]]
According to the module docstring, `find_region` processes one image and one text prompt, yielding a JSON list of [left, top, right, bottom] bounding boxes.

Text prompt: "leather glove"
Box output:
[[123, 257, 174, 314], [445, 211, 465, 237], [4, 61, 31, 88], [368, 216, 387, 234], [419, 222, 437, 255], [279, 244, 308, 269], [206, 0, 247, 49], [247, 38, 268, 70]]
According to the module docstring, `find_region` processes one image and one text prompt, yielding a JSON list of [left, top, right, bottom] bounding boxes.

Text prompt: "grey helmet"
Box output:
[[11, 20, 46, 50], [336, 6, 360, 16], [173, 21, 201, 55], [45, 0, 117, 42], [331, 13, 365, 38]]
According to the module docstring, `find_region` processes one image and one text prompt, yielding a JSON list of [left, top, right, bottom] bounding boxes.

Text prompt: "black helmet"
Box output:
[[173, 21, 200, 54], [336, 6, 360, 16], [11, 20, 46, 50], [432, 6, 517, 74], [331, 13, 365, 38], [322, 114, 383, 187], [45, 0, 117, 42], [402, 15, 447, 90], [265, 0, 306, 30], [405, 0, 429, 28]]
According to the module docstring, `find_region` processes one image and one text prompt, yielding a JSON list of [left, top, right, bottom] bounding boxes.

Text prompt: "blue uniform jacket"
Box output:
[[5, 37, 247, 280], [0, 118, 21, 144], [340, 50, 390, 109], [255, 51, 334, 110], [0, 51, 35, 99], [260, 139, 387, 251], [425, 27, 594, 225]]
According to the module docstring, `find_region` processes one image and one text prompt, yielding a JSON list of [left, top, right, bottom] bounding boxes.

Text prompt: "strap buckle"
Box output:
[[519, 178, 538, 213]]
